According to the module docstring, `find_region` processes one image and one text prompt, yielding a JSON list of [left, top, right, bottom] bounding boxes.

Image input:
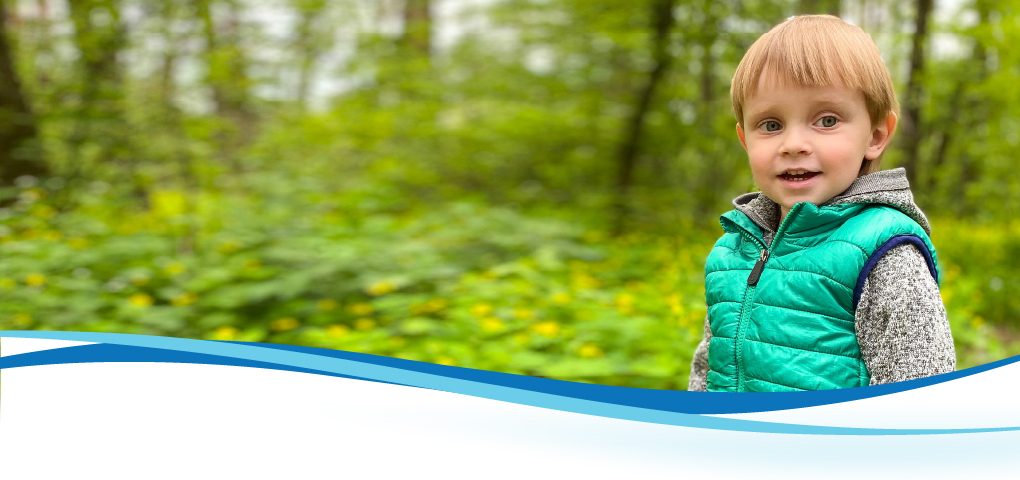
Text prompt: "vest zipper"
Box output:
[[733, 233, 768, 392], [747, 248, 770, 286], [732, 205, 800, 391]]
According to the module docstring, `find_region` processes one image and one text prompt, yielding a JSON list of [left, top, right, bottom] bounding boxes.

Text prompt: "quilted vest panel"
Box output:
[[704, 201, 939, 392]]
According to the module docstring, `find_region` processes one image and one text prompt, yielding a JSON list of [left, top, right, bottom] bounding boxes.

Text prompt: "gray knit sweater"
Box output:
[[687, 168, 956, 391]]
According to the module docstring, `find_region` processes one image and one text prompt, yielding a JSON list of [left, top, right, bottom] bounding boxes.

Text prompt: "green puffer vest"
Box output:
[[704, 200, 939, 392]]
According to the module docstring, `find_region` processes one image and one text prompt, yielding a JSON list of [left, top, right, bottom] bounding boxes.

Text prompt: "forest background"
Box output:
[[1, 0, 1018, 390]]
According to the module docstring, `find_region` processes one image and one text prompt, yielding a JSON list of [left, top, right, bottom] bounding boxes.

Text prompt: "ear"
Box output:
[[864, 112, 897, 160], [736, 123, 748, 152]]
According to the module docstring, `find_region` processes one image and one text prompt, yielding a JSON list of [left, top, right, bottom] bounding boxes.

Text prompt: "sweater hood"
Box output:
[[731, 168, 932, 236]]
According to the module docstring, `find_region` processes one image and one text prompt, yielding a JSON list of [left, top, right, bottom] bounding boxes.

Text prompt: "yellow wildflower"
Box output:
[[317, 299, 339, 311], [435, 356, 457, 366], [971, 317, 985, 329], [354, 318, 376, 331], [34, 205, 57, 219], [68, 237, 89, 249], [389, 337, 407, 348], [12, 313, 33, 327], [470, 303, 494, 317], [480, 317, 504, 333], [326, 324, 350, 337], [25, 273, 46, 287], [211, 326, 239, 341], [668, 294, 683, 315], [578, 344, 604, 358], [270, 317, 300, 332], [615, 293, 635, 313], [44, 230, 63, 241], [242, 258, 262, 271], [410, 298, 448, 315], [427, 298, 449, 312], [571, 272, 601, 289], [366, 280, 396, 296], [130, 275, 150, 286], [129, 293, 154, 307], [530, 321, 560, 337], [551, 292, 572, 305], [513, 308, 534, 320], [347, 302, 374, 316], [171, 292, 198, 307], [164, 261, 186, 276], [0, 278, 16, 289], [218, 240, 243, 254]]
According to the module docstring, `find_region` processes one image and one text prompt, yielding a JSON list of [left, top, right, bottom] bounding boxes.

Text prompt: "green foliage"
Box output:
[[0, 179, 712, 388]]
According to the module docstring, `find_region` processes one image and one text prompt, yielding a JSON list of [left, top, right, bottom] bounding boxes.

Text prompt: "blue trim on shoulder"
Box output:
[[853, 234, 938, 312]]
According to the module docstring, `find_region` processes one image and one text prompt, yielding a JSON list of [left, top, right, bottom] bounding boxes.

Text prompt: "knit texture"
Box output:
[[688, 168, 955, 391]]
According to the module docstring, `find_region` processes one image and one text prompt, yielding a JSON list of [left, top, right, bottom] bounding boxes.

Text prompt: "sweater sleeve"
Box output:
[[687, 315, 711, 391], [855, 243, 956, 385]]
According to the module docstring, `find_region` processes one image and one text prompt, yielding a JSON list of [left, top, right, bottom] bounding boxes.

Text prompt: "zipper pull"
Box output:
[[747, 248, 770, 286]]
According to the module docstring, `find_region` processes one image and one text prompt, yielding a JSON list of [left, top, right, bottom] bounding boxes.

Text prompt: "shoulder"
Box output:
[[836, 205, 938, 273], [837, 205, 927, 241]]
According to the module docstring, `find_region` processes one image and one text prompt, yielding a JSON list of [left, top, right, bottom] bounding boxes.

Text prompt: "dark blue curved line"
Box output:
[[3, 332, 1019, 416], [5, 341, 1020, 436], [0, 343, 413, 389], [227, 341, 1020, 414], [853, 234, 938, 311]]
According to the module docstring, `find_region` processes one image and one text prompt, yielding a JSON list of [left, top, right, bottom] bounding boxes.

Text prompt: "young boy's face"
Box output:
[[735, 79, 896, 220]]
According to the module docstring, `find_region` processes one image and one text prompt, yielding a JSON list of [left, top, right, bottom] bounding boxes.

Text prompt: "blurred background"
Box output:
[[0, 0, 1017, 389]]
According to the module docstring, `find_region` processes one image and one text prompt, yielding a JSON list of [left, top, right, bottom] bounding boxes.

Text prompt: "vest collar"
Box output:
[[725, 167, 931, 237]]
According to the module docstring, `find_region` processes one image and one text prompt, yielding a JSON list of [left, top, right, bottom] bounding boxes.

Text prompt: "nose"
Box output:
[[779, 126, 812, 156]]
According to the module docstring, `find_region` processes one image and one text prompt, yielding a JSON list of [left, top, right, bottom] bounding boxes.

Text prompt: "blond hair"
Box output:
[[730, 15, 898, 174]]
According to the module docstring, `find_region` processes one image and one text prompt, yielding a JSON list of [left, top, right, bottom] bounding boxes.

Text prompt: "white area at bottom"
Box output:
[[0, 339, 1018, 479], [712, 361, 1020, 429], [0, 337, 93, 356]]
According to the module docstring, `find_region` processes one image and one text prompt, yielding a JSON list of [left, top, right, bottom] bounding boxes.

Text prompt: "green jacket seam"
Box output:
[[751, 301, 855, 324], [743, 337, 861, 359], [756, 267, 855, 290], [741, 374, 809, 391]]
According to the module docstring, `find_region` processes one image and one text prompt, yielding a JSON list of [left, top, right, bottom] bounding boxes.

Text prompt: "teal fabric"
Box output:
[[704, 201, 939, 392]]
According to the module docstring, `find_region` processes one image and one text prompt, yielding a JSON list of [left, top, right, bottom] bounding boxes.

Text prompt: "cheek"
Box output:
[[746, 147, 772, 173]]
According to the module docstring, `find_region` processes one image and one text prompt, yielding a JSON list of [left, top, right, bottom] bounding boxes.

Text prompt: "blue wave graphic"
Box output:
[[2, 330, 1017, 436]]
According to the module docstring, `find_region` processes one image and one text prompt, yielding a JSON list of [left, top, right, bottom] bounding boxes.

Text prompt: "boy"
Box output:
[[688, 15, 955, 392]]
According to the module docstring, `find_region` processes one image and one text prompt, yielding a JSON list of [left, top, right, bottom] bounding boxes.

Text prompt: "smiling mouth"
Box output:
[[778, 171, 820, 182]]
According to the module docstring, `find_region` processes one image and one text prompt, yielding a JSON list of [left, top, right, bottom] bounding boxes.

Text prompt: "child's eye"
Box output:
[[815, 116, 839, 128], [759, 120, 782, 132]]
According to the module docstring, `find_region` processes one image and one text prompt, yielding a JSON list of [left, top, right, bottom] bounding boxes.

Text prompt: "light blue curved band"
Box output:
[[1, 331, 1015, 436]]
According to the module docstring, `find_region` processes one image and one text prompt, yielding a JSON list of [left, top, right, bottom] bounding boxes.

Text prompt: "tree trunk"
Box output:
[[292, 0, 328, 111], [65, 0, 133, 202], [899, 0, 933, 187], [401, 0, 431, 56], [611, 0, 677, 236], [0, 0, 46, 189], [194, 0, 256, 168]]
